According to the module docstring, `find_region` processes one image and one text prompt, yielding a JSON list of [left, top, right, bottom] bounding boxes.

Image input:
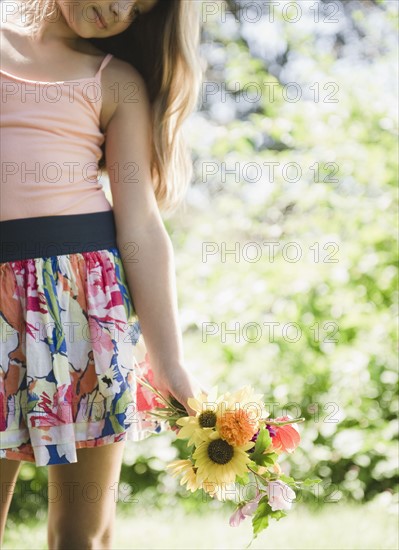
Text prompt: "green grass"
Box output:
[[3, 500, 398, 550]]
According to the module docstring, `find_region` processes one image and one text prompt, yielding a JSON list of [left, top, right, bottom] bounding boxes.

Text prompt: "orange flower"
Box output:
[[270, 416, 301, 453], [217, 408, 258, 447]]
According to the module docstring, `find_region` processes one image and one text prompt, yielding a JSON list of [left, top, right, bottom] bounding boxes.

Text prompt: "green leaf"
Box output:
[[301, 478, 323, 486], [249, 428, 272, 465], [260, 452, 279, 465], [251, 496, 288, 540], [236, 472, 250, 485], [270, 509, 287, 521], [251, 496, 271, 538], [264, 450, 279, 458], [257, 454, 276, 467], [279, 474, 296, 485]]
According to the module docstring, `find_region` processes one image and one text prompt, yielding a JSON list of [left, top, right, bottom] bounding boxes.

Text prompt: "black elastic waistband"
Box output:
[[0, 211, 118, 263]]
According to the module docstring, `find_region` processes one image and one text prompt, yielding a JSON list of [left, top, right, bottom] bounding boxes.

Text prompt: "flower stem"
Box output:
[[265, 417, 305, 426], [247, 466, 268, 486], [134, 376, 178, 410]]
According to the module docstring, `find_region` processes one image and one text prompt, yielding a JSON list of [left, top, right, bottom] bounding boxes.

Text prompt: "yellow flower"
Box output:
[[175, 385, 225, 447], [192, 430, 255, 485], [217, 385, 267, 424], [166, 459, 202, 492], [200, 479, 238, 502], [166, 458, 238, 501]]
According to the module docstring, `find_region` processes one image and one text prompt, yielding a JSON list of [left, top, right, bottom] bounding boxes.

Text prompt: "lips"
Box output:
[[93, 6, 108, 29]]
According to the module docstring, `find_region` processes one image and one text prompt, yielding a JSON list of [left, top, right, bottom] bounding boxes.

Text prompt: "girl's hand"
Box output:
[[150, 366, 210, 417]]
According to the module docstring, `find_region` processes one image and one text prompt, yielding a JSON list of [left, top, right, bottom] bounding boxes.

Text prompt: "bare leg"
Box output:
[[47, 440, 126, 550], [0, 458, 22, 546]]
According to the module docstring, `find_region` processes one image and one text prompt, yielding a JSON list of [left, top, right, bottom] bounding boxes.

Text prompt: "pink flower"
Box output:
[[270, 415, 301, 453], [265, 480, 296, 511], [229, 490, 264, 527], [229, 507, 246, 527]]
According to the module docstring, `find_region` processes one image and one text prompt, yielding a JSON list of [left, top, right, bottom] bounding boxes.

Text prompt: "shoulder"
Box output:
[[104, 56, 145, 86], [100, 56, 151, 134]]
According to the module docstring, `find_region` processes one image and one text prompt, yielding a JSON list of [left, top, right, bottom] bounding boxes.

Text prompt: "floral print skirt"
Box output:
[[0, 211, 169, 467]]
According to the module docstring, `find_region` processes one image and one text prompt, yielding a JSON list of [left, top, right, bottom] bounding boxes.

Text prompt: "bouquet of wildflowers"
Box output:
[[135, 377, 321, 547]]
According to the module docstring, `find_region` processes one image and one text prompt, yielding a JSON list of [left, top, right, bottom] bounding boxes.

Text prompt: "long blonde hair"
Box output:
[[19, 0, 204, 216]]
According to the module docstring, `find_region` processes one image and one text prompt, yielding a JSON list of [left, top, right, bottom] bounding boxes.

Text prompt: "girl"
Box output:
[[0, 0, 208, 547]]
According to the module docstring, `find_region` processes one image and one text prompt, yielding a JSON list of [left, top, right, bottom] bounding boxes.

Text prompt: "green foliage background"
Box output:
[[7, 0, 398, 524]]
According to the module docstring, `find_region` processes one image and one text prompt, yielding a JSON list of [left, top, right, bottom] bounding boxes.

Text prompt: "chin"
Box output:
[[75, 22, 105, 39], [79, 30, 103, 38]]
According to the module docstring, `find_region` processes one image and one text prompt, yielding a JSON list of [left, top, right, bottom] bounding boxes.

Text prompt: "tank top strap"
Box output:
[[95, 53, 114, 78]]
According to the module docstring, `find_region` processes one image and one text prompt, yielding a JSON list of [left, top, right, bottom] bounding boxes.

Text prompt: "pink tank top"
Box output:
[[0, 53, 114, 222]]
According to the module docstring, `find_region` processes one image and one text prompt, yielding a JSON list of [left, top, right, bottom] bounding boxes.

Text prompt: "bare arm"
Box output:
[[102, 60, 204, 408]]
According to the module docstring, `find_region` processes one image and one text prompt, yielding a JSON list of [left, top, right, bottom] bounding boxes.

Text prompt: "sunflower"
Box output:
[[192, 429, 255, 485], [200, 479, 238, 502], [175, 385, 225, 447], [166, 459, 203, 492]]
